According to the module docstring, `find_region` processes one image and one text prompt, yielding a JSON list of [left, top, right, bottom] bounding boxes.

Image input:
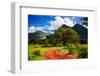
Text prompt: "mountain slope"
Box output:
[[28, 31, 46, 41], [72, 24, 88, 41]]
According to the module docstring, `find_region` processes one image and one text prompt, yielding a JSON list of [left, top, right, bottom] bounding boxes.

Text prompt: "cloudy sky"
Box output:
[[28, 15, 85, 33]]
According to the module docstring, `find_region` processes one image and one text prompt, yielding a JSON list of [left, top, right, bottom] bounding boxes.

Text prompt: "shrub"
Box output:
[[79, 47, 88, 58], [28, 50, 43, 60], [32, 50, 40, 56], [65, 43, 79, 56], [56, 43, 63, 47]]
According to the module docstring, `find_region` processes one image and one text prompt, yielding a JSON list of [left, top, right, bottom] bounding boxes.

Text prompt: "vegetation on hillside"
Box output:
[[28, 24, 88, 60]]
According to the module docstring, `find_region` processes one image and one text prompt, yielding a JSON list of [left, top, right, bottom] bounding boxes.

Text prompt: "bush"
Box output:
[[32, 50, 40, 56], [79, 47, 88, 58], [28, 50, 43, 60], [56, 43, 63, 47], [65, 43, 79, 56]]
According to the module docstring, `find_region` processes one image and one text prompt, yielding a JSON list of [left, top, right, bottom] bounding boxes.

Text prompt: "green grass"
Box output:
[[28, 44, 68, 55], [77, 44, 88, 58], [78, 44, 88, 49], [28, 44, 69, 60], [28, 44, 88, 60]]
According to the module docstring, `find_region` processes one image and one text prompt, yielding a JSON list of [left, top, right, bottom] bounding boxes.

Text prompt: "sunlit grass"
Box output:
[[28, 44, 88, 60]]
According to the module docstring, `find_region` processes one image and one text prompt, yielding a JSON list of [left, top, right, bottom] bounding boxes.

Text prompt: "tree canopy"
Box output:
[[54, 25, 80, 45]]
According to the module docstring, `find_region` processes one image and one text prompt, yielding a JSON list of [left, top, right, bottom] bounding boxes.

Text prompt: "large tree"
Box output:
[[54, 25, 80, 45]]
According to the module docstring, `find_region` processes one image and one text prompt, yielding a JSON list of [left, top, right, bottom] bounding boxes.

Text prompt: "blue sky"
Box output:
[[28, 15, 86, 33]]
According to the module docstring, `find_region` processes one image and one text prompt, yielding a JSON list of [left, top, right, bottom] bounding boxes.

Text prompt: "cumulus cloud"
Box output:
[[28, 26, 44, 33], [50, 16, 75, 30], [28, 25, 53, 33], [28, 26, 35, 33], [28, 16, 76, 33], [35, 27, 44, 31], [64, 17, 75, 27]]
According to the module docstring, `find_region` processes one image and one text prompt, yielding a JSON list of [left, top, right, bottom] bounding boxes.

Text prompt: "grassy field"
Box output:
[[28, 44, 69, 60], [28, 44, 70, 60], [28, 44, 88, 60]]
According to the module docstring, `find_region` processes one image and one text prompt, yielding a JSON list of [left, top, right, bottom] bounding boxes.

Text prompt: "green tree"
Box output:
[[62, 28, 80, 45], [54, 25, 80, 45]]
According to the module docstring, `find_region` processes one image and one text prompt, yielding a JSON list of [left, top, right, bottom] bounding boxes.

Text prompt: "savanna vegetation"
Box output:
[[28, 25, 88, 60]]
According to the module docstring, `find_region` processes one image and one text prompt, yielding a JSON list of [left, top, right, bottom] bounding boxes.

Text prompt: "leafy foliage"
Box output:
[[65, 43, 79, 56], [79, 46, 88, 58], [28, 24, 88, 60], [54, 26, 80, 45]]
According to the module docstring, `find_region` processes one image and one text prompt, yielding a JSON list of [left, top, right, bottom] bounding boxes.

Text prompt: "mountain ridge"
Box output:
[[28, 24, 88, 44]]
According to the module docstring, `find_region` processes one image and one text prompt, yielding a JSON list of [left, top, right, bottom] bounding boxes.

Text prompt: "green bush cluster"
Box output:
[[64, 43, 79, 56], [56, 43, 63, 47], [79, 47, 88, 58], [64, 43, 88, 58], [28, 50, 43, 60]]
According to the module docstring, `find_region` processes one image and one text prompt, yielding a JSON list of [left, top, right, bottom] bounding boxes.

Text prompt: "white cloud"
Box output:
[[64, 17, 75, 27], [28, 26, 35, 33], [50, 16, 75, 30], [28, 16, 76, 33], [35, 27, 44, 31], [28, 25, 51, 33], [29, 26, 45, 33]]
